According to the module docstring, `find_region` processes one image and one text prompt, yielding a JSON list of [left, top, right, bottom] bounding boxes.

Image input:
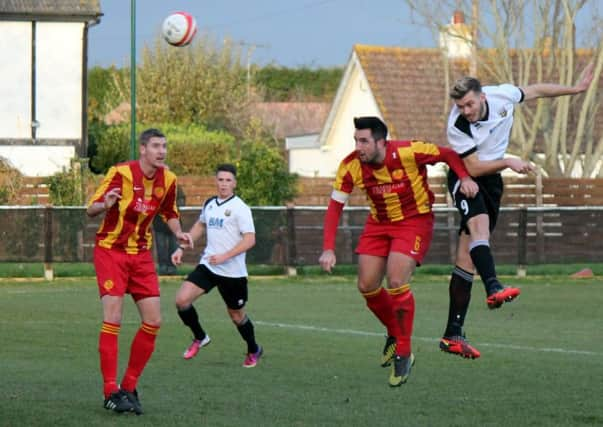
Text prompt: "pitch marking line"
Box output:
[[255, 320, 600, 356]]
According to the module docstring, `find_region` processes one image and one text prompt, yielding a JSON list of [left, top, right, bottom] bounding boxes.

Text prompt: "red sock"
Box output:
[[388, 286, 415, 357], [120, 323, 159, 392], [362, 287, 400, 338], [99, 322, 120, 398]]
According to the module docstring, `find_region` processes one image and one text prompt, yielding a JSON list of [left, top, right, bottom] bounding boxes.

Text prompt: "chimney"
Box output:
[[453, 10, 465, 24], [439, 10, 472, 59]]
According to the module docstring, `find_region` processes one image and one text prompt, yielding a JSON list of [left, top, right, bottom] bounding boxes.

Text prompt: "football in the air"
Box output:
[[162, 12, 197, 47]]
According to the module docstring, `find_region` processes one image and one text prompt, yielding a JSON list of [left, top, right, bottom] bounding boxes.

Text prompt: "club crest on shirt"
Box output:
[[498, 108, 508, 118], [391, 169, 404, 180], [154, 187, 165, 198], [225, 209, 231, 217]]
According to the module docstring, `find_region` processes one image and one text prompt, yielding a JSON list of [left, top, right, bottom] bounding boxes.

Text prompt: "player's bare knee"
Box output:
[[229, 309, 246, 325], [142, 317, 161, 328], [174, 293, 192, 310], [388, 279, 407, 290], [467, 215, 490, 239], [357, 281, 380, 294]]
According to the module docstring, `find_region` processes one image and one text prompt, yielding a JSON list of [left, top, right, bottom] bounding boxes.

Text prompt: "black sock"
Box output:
[[469, 240, 502, 295], [444, 266, 473, 337], [236, 316, 258, 354], [177, 305, 207, 341]]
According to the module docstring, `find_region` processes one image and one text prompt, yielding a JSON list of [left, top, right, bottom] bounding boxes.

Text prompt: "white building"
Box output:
[[0, 0, 102, 176], [287, 44, 467, 178]]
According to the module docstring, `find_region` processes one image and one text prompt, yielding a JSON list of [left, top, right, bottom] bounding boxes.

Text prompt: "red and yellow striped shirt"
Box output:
[[87, 161, 180, 254], [333, 140, 469, 223]]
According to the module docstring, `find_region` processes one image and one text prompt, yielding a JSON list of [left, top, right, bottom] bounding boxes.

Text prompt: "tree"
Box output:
[[405, 0, 603, 177], [230, 118, 298, 205], [98, 35, 300, 204], [253, 65, 343, 101], [110, 35, 254, 136], [88, 66, 123, 122]]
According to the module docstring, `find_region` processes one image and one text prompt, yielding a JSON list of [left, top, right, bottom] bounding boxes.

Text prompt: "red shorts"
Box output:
[[356, 213, 434, 264], [94, 246, 160, 301]]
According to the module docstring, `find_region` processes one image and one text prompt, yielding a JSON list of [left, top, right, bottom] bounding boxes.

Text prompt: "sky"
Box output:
[[87, 0, 436, 68], [88, 0, 601, 69]]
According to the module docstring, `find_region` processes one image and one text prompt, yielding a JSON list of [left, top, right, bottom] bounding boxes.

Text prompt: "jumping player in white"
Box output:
[[440, 63, 595, 359], [171, 163, 262, 367]]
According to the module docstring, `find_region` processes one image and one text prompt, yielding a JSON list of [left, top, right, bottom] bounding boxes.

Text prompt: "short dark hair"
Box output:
[[353, 116, 388, 141], [450, 77, 482, 99], [216, 163, 237, 177], [139, 128, 166, 145]]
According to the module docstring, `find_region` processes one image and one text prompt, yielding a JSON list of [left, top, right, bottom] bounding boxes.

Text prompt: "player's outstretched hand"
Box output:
[[171, 247, 183, 266], [575, 62, 595, 93], [459, 177, 479, 198], [176, 232, 194, 249], [319, 250, 336, 273], [506, 158, 535, 174], [103, 188, 122, 210]]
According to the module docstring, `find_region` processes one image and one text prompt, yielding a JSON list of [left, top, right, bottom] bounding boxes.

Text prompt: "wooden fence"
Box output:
[[1, 205, 603, 272], [2, 173, 603, 275], [13, 174, 603, 208], [180, 175, 603, 208]]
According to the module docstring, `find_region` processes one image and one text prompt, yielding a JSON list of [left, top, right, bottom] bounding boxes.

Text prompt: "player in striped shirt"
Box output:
[[87, 128, 192, 414], [319, 116, 478, 386]]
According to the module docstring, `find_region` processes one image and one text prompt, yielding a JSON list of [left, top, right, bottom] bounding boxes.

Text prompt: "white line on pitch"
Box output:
[[254, 320, 600, 357]]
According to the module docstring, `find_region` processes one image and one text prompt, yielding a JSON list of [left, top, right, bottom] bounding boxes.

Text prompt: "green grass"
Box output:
[[1, 262, 603, 278], [1, 275, 602, 426], [0, 262, 286, 278]]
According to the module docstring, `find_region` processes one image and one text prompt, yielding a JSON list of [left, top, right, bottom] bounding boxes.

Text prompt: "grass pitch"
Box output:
[[1, 274, 602, 427]]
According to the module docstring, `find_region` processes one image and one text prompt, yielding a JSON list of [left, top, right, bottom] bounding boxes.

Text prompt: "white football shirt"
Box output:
[[198, 195, 255, 278], [447, 84, 524, 161]]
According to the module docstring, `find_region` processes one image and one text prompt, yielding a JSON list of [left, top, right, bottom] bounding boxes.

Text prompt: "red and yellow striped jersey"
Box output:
[[333, 140, 469, 223], [87, 161, 180, 253]]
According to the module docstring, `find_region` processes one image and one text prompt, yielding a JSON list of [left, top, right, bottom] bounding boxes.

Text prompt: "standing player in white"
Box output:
[[171, 164, 262, 367], [440, 63, 595, 359]]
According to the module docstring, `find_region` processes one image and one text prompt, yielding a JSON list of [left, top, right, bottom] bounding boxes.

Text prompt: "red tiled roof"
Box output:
[[354, 44, 469, 145], [353, 44, 601, 153], [251, 102, 330, 138]]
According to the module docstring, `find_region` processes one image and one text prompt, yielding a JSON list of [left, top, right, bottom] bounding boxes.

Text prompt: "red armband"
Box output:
[[323, 198, 344, 251], [441, 146, 470, 179]]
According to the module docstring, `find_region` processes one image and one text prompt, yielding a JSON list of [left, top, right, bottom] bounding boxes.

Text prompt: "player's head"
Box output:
[[450, 77, 486, 123], [354, 116, 388, 142], [139, 128, 166, 146], [353, 116, 388, 164], [138, 128, 167, 169], [216, 163, 237, 177], [215, 163, 237, 198]]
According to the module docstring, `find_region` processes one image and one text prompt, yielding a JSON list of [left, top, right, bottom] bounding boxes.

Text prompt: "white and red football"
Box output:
[[162, 12, 197, 47]]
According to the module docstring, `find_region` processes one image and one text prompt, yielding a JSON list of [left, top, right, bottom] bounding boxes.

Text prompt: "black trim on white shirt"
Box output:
[[215, 195, 236, 206], [454, 115, 472, 138], [460, 146, 477, 158]]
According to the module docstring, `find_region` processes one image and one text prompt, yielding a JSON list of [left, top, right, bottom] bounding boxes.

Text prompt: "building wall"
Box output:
[[0, 22, 31, 138], [0, 146, 75, 176], [287, 59, 381, 177], [325, 61, 380, 172], [36, 22, 83, 139], [0, 21, 84, 177]]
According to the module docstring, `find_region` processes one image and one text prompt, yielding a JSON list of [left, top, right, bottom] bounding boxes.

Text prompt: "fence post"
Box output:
[[44, 206, 54, 281], [285, 204, 297, 276], [517, 207, 528, 277], [535, 168, 544, 263]]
